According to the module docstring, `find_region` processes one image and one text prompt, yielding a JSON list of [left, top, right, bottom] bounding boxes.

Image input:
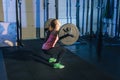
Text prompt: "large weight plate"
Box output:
[[59, 23, 80, 45]]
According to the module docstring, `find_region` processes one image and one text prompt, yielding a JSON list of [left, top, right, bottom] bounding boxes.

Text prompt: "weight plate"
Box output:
[[59, 23, 79, 45]]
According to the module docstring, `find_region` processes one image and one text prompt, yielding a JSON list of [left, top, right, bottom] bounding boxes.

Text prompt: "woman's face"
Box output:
[[54, 20, 61, 31], [48, 19, 61, 31]]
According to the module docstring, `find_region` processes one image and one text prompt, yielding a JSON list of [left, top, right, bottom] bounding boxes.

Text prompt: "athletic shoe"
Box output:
[[49, 58, 56, 63], [53, 63, 65, 69]]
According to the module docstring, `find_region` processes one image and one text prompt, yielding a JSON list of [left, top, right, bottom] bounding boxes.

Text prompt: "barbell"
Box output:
[[44, 18, 80, 45]]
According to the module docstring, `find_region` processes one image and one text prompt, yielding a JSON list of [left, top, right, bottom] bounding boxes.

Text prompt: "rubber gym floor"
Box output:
[[0, 39, 120, 80]]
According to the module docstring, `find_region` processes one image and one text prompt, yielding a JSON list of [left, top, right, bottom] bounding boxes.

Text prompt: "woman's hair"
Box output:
[[50, 19, 58, 29]]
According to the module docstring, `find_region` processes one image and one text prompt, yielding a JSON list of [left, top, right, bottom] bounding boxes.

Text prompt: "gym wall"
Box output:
[[22, 0, 36, 39], [0, 0, 3, 21], [0, 0, 120, 41]]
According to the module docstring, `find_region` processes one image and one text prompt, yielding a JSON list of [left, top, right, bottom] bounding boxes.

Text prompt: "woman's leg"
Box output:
[[55, 47, 65, 63], [42, 46, 66, 69], [42, 49, 57, 63], [51, 46, 66, 69]]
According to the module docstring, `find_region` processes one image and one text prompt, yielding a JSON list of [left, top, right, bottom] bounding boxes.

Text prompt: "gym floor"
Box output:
[[0, 38, 120, 80]]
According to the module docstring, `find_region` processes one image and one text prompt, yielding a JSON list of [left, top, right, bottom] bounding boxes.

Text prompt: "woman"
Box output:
[[42, 19, 65, 69]]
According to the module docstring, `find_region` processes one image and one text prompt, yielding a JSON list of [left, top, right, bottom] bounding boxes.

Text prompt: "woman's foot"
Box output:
[[53, 63, 65, 69], [49, 58, 56, 63]]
